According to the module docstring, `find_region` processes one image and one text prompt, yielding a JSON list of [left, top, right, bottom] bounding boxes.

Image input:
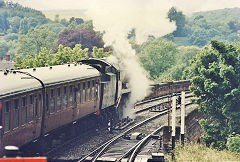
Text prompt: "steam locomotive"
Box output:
[[0, 57, 191, 157], [0, 59, 122, 156]]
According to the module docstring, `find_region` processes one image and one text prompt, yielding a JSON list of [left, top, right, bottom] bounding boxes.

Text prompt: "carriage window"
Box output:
[[97, 80, 100, 99], [46, 93, 49, 112], [82, 83, 86, 103], [29, 95, 34, 122], [4, 101, 10, 132], [87, 81, 91, 101], [38, 94, 41, 116], [50, 89, 55, 113], [92, 80, 95, 100], [22, 97, 27, 125], [57, 88, 61, 111], [13, 99, 19, 129], [77, 84, 81, 104], [35, 95, 40, 118], [69, 85, 73, 106], [63, 87, 67, 109]]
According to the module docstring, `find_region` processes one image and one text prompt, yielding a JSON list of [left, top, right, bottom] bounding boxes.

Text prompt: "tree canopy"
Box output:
[[167, 7, 186, 37], [187, 40, 240, 149], [136, 38, 177, 80], [14, 44, 111, 69], [165, 8, 240, 47], [57, 28, 104, 51], [17, 27, 57, 56]]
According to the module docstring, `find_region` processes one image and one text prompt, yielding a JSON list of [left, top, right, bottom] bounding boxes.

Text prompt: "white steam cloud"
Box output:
[[83, 0, 176, 118], [15, 0, 240, 118]]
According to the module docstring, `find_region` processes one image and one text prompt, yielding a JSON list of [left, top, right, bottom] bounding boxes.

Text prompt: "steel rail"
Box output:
[[128, 126, 163, 162], [78, 109, 169, 162]]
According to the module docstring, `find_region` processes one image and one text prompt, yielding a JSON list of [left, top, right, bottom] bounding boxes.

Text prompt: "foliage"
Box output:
[[40, 22, 65, 35], [187, 40, 240, 149], [127, 28, 136, 39], [0, 40, 9, 57], [227, 133, 240, 153], [57, 28, 104, 51], [165, 8, 240, 47], [137, 38, 177, 80], [162, 46, 200, 80], [168, 143, 240, 162], [14, 44, 111, 69], [69, 17, 84, 25], [92, 46, 112, 58], [167, 7, 186, 37], [17, 26, 57, 56], [133, 38, 200, 81]]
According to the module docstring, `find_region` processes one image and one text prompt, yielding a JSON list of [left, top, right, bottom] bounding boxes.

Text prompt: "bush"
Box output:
[[227, 133, 240, 153]]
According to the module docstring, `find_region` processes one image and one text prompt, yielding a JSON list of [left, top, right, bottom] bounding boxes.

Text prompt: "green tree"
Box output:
[[8, 16, 21, 33], [19, 18, 29, 34], [18, 27, 57, 56], [227, 133, 240, 153], [14, 44, 111, 69], [92, 46, 112, 58], [127, 28, 136, 39], [0, 12, 9, 33], [60, 18, 68, 26], [157, 46, 200, 80], [53, 44, 89, 65], [0, 40, 9, 57], [0, 0, 5, 8], [137, 38, 177, 80], [54, 14, 60, 23], [167, 7, 186, 37], [188, 40, 240, 149]]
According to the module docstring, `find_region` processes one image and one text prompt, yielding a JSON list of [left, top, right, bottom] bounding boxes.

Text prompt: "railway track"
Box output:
[[46, 91, 193, 162], [78, 110, 169, 162], [135, 91, 193, 114], [77, 93, 193, 162]]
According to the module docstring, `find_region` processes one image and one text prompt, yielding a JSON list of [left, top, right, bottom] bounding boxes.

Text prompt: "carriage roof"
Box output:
[[0, 63, 100, 99]]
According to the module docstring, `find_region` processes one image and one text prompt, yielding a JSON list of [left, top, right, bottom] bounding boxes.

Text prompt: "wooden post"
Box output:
[[181, 91, 185, 145], [172, 95, 176, 150]]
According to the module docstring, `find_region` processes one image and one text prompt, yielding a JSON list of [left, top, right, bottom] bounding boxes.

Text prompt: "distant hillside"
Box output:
[[190, 7, 240, 23], [164, 7, 240, 47], [43, 9, 89, 20]]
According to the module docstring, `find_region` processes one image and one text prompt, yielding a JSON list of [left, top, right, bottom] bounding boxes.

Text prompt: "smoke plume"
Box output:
[[15, 0, 240, 117], [83, 0, 177, 118]]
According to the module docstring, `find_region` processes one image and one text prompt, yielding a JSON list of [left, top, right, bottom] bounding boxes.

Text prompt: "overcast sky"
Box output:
[[12, 0, 240, 13]]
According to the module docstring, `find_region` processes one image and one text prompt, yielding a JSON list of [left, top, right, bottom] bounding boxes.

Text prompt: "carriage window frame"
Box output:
[[82, 82, 86, 103], [63, 86, 68, 109], [87, 81, 91, 102], [50, 89, 55, 113], [13, 98, 19, 129], [92, 80, 96, 100], [28, 94, 34, 122], [69, 85, 73, 106], [3, 100, 11, 133], [77, 83, 81, 104], [21, 96, 27, 125], [57, 87, 62, 111], [35, 94, 41, 118]]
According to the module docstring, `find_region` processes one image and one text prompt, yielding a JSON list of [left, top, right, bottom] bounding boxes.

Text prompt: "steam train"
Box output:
[[0, 58, 191, 157], [0, 59, 122, 156]]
